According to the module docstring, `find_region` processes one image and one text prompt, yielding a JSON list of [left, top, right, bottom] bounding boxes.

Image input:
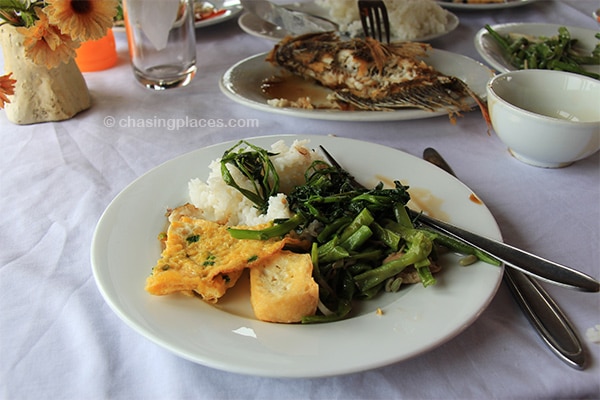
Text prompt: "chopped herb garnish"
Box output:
[[186, 234, 200, 243], [203, 254, 216, 266], [247, 255, 259, 263]]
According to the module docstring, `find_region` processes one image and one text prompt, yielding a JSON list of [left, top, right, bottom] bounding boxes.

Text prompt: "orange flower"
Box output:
[[17, 9, 79, 69], [44, 0, 118, 42], [0, 73, 17, 109]]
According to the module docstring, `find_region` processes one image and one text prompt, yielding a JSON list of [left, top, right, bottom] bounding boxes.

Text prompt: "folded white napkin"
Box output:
[[126, 0, 181, 50]]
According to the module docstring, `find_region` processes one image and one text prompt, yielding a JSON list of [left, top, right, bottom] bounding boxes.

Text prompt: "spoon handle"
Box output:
[[504, 268, 585, 369]]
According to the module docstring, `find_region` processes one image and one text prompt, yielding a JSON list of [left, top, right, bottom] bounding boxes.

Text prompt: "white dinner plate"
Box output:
[[436, 0, 539, 10], [219, 49, 493, 121], [475, 23, 600, 74], [91, 135, 504, 378], [238, 2, 459, 42], [194, 2, 243, 28], [111, 2, 243, 32]]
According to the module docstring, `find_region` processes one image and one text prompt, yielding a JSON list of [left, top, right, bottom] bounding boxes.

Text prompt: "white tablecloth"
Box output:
[[1, 1, 599, 399]]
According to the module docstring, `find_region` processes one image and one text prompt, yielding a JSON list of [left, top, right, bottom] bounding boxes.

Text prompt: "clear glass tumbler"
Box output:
[[124, 0, 197, 90]]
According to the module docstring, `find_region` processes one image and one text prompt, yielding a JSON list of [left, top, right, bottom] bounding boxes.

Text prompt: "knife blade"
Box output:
[[240, 0, 337, 35], [421, 149, 598, 292], [422, 147, 586, 369], [407, 209, 599, 292]]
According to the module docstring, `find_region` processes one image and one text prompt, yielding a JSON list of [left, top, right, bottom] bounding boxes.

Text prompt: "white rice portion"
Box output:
[[188, 139, 323, 226], [315, 0, 450, 41]]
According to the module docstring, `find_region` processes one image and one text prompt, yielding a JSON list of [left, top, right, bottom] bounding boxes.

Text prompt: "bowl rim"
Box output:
[[486, 70, 600, 126]]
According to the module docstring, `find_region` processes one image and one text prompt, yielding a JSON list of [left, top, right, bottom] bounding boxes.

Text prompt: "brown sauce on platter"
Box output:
[[261, 74, 339, 109]]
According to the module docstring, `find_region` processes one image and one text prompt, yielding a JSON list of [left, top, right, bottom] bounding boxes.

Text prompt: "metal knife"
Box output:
[[423, 147, 586, 369], [240, 0, 337, 35], [406, 204, 599, 292]]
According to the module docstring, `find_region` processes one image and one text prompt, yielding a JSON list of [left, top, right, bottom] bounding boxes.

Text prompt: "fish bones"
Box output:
[[266, 32, 483, 116]]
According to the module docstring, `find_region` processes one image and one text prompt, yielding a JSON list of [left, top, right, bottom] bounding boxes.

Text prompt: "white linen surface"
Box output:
[[1, 1, 599, 399]]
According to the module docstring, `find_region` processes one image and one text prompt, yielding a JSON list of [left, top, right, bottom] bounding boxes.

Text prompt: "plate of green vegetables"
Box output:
[[475, 23, 600, 79]]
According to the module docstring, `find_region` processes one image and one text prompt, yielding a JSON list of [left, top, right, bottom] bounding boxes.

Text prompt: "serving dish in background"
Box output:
[[220, 49, 493, 122], [475, 23, 600, 75], [437, 0, 539, 11]]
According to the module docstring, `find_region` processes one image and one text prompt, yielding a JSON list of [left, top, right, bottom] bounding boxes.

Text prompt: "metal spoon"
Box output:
[[422, 147, 586, 369]]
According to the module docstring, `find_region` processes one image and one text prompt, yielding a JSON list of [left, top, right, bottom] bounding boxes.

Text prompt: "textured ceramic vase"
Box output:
[[0, 25, 91, 125]]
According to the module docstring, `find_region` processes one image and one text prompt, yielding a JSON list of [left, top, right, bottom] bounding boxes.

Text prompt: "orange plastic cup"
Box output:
[[76, 29, 117, 72]]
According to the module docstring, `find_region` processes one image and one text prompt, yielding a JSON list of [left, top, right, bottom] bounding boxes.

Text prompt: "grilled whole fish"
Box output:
[[266, 32, 486, 118]]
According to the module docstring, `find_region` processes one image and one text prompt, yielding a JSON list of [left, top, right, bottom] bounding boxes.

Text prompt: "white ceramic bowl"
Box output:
[[486, 70, 600, 168]]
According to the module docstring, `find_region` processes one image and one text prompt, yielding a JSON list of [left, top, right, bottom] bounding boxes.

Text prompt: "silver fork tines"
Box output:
[[358, 0, 390, 43]]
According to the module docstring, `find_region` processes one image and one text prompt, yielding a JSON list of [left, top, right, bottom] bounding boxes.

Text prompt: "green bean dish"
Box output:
[[485, 25, 600, 79]]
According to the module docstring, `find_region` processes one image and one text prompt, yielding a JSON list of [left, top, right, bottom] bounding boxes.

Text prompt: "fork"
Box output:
[[358, 0, 390, 43]]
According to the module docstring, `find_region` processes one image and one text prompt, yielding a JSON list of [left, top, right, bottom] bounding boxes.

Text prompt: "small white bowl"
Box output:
[[486, 70, 600, 168]]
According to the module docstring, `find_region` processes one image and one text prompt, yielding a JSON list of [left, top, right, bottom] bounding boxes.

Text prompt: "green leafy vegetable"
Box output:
[[186, 234, 200, 243], [220, 142, 500, 323], [220, 140, 280, 214], [485, 24, 600, 79]]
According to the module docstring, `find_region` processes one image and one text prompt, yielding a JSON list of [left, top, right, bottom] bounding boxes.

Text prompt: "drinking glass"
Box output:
[[124, 0, 197, 90]]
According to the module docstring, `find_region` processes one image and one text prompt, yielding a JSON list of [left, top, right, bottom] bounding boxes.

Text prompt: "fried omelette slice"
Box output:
[[146, 204, 297, 303]]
